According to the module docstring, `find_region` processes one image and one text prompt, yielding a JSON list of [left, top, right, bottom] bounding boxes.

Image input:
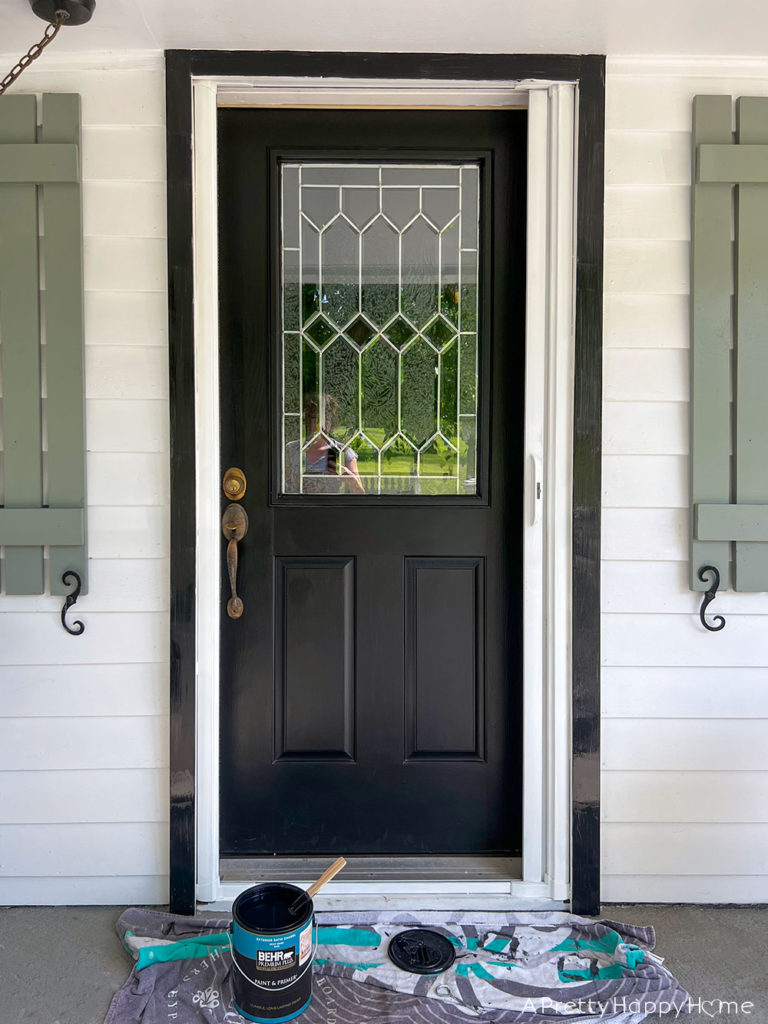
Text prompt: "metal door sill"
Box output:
[[220, 855, 522, 883], [202, 856, 566, 912]]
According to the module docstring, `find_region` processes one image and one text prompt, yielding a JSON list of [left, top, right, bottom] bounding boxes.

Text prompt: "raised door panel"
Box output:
[[405, 557, 485, 761], [274, 557, 355, 760]]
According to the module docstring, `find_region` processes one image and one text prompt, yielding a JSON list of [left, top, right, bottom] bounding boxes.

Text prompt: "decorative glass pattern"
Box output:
[[280, 162, 480, 495]]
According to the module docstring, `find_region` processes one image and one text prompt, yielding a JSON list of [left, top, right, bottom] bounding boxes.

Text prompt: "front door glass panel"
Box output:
[[280, 162, 480, 496]]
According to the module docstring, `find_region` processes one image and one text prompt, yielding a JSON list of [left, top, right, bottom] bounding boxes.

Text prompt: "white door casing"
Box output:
[[192, 76, 576, 909]]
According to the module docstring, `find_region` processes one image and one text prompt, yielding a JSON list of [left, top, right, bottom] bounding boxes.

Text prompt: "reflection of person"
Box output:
[[305, 394, 365, 494], [284, 394, 365, 494]]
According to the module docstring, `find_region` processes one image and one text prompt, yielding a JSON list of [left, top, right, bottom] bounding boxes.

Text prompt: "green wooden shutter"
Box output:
[[690, 96, 732, 593], [0, 94, 86, 596], [691, 95, 768, 593]]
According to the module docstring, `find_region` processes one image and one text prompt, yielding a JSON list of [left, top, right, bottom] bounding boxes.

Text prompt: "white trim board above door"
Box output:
[[192, 76, 577, 911]]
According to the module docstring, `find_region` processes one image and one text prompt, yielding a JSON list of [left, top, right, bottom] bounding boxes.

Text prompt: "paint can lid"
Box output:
[[387, 928, 456, 975]]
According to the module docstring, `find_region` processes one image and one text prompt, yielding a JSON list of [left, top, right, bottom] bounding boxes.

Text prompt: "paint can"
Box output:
[[230, 882, 315, 1023]]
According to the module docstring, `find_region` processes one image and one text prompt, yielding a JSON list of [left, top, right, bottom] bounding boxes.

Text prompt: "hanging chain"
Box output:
[[0, 10, 69, 98]]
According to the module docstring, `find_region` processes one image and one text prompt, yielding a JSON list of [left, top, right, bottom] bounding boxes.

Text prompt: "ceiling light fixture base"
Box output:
[[30, 0, 95, 26]]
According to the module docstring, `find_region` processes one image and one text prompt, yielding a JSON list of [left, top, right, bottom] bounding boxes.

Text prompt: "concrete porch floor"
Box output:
[[0, 904, 764, 1023]]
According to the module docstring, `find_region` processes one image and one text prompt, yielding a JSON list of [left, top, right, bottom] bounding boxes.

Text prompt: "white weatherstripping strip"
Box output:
[[193, 79, 221, 904]]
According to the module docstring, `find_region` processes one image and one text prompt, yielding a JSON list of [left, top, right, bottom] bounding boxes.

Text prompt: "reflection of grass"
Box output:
[[381, 455, 415, 475], [355, 455, 379, 475], [416, 478, 458, 495], [420, 436, 458, 476], [356, 476, 459, 495], [346, 427, 475, 483], [362, 428, 388, 448], [421, 455, 456, 475], [351, 431, 466, 478]]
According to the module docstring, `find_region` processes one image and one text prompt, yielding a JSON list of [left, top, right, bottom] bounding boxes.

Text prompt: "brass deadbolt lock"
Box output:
[[222, 467, 246, 501]]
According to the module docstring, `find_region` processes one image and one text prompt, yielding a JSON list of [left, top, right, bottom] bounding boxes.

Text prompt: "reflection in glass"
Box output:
[[281, 163, 479, 495]]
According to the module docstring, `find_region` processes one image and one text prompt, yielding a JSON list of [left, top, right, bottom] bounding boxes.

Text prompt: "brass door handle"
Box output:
[[221, 503, 248, 619]]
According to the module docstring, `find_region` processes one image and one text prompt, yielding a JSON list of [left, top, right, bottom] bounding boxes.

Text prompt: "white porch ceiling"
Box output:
[[2, 0, 768, 58]]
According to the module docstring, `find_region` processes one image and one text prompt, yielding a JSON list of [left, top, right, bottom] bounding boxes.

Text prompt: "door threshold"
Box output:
[[220, 855, 522, 884], [202, 855, 566, 912], [202, 897, 567, 913]]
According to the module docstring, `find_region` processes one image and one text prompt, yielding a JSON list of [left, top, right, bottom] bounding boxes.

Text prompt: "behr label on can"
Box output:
[[257, 947, 296, 970]]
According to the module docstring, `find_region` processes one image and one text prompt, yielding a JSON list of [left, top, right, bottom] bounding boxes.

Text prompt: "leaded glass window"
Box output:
[[280, 162, 480, 495]]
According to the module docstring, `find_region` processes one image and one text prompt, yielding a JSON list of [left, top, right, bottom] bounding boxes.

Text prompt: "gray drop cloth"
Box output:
[[105, 908, 690, 1024]]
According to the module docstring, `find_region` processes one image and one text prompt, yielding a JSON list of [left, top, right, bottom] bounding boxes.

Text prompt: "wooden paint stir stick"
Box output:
[[289, 856, 347, 914]]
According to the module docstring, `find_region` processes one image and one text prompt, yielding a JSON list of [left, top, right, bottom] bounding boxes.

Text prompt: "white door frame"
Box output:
[[192, 75, 576, 910]]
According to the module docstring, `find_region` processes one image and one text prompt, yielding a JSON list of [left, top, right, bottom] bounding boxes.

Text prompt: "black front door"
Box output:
[[218, 107, 526, 858]]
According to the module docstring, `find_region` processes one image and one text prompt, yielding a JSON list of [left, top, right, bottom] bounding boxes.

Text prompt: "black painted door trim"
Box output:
[[165, 50, 604, 916]]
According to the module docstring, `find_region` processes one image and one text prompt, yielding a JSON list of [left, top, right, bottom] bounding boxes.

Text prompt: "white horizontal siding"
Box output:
[[603, 402, 687, 455], [0, 663, 169, 714], [0, 613, 166, 665], [605, 239, 689, 294], [84, 292, 168, 346], [603, 823, 768, 875], [603, 667, 768, 715], [0, 823, 168, 875], [604, 349, 688, 402], [84, 236, 167, 292], [605, 131, 690, 186], [83, 182, 166, 238], [86, 400, 169, 453], [87, 453, 168, 506], [603, 563, 768, 614], [602, 455, 687, 507], [601, 875, 768, 904], [607, 72, 768, 131], [0, 57, 168, 905], [0, 874, 169, 906], [603, 772, 768, 823], [0, 718, 168, 771], [603, 508, 687, 561], [0, 769, 168, 823], [602, 59, 768, 903], [603, 721, 768, 771], [604, 184, 690, 240], [604, 293, 689, 348], [603, 614, 768, 667], [89, 506, 168, 559], [83, 125, 167, 181], [0, 67, 166, 127], [86, 346, 168, 400]]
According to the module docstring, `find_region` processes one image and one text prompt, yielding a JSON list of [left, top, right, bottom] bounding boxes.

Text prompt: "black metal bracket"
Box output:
[[698, 565, 726, 632], [61, 570, 85, 635], [30, 0, 96, 27]]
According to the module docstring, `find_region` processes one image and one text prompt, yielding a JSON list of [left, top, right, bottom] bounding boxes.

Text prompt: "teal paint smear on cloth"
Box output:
[[483, 937, 512, 953], [316, 927, 381, 947], [559, 964, 626, 983], [131, 932, 230, 971], [457, 963, 505, 982], [552, 932, 621, 956]]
